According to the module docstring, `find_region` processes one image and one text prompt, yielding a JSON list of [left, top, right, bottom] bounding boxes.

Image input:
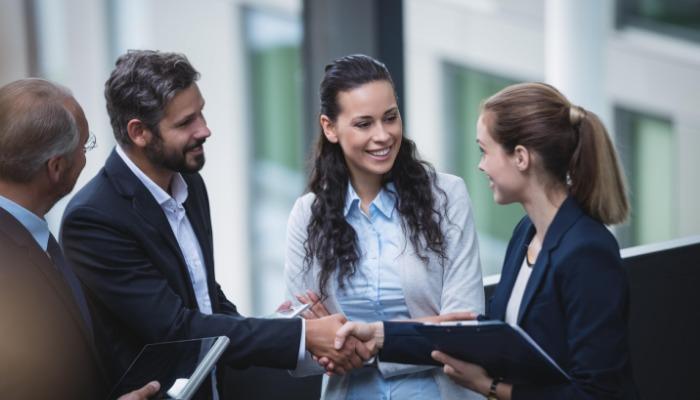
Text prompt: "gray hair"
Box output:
[[0, 78, 80, 183], [105, 50, 200, 146]]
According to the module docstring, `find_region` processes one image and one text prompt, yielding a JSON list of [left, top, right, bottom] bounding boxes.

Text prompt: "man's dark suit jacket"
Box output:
[[381, 197, 638, 399], [60, 150, 301, 386], [0, 208, 107, 399]]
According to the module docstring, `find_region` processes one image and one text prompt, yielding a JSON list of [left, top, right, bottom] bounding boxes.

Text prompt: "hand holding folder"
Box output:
[[415, 320, 570, 385]]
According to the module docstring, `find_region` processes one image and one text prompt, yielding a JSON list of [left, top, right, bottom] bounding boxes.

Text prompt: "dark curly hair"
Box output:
[[305, 54, 449, 300]]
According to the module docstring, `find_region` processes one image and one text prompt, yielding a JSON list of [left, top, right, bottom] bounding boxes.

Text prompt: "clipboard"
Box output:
[[415, 321, 570, 384], [108, 336, 230, 400]]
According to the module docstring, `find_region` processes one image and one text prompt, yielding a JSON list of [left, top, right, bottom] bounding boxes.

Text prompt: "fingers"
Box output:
[[440, 311, 478, 322], [347, 336, 372, 360], [334, 321, 356, 350], [432, 351, 462, 380], [431, 350, 455, 365], [296, 293, 317, 319], [333, 350, 361, 372], [415, 311, 478, 324], [296, 291, 331, 319], [306, 290, 331, 317], [117, 381, 160, 400], [276, 300, 292, 312]]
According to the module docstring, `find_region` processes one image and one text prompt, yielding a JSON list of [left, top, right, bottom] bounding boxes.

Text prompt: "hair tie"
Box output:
[[569, 105, 586, 127]]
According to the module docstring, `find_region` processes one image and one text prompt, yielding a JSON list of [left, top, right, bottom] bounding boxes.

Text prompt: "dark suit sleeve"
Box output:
[[378, 322, 438, 365], [61, 205, 301, 370], [214, 283, 239, 316], [513, 242, 633, 400]]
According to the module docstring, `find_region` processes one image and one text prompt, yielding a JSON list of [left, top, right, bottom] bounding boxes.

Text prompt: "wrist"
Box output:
[[372, 322, 384, 349], [486, 377, 503, 400], [305, 319, 319, 349]]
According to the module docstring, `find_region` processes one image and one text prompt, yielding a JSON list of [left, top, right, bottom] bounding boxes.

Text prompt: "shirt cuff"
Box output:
[[297, 318, 306, 364]]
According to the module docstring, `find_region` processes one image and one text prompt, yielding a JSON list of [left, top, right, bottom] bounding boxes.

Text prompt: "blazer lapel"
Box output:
[[516, 196, 583, 324], [104, 150, 197, 295], [490, 220, 534, 320]]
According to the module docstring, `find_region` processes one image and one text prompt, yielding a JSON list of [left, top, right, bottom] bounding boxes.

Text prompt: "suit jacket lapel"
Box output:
[[0, 209, 104, 376], [516, 196, 583, 324], [104, 150, 197, 296]]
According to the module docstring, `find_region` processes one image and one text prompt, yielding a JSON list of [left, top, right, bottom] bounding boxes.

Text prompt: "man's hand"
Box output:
[[117, 381, 160, 400], [306, 314, 371, 374]]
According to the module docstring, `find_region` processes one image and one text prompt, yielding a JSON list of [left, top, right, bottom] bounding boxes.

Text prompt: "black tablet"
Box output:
[[108, 336, 230, 400]]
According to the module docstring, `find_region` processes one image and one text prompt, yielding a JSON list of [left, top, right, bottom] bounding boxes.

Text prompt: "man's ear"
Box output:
[[513, 144, 530, 172], [126, 119, 151, 148], [320, 115, 338, 143], [45, 155, 66, 184]]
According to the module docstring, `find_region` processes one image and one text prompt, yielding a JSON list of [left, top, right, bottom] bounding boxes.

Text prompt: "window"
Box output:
[[617, 0, 700, 43], [444, 63, 524, 277], [244, 8, 305, 315], [615, 108, 676, 247]]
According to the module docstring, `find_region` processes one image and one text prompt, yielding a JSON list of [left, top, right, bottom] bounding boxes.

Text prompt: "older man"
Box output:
[[0, 78, 158, 399]]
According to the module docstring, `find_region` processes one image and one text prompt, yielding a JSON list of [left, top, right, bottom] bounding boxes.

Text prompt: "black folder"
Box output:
[[415, 321, 570, 384]]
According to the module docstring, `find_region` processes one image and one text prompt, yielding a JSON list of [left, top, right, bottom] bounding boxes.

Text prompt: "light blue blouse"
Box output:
[[337, 183, 440, 400]]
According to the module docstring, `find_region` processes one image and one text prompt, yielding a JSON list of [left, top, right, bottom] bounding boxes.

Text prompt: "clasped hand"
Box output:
[[296, 290, 476, 375], [298, 291, 373, 375]]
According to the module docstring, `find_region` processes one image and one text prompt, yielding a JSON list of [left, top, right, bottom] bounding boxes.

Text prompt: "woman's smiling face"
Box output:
[[476, 112, 526, 205], [321, 80, 402, 186]]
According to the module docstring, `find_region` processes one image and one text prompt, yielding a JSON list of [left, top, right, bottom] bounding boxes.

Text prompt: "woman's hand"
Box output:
[[295, 290, 330, 319], [414, 311, 478, 324], [431, 351, 512, 399]]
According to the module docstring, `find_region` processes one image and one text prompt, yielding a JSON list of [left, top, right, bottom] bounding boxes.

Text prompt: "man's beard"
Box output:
[[145, 134, 205, 173]]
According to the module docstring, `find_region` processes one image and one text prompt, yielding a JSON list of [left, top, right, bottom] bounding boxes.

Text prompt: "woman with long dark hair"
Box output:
[[284, 54, 484, 399]]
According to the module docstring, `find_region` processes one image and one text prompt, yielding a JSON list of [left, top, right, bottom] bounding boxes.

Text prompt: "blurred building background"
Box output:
[[1, 0, 698, 316]]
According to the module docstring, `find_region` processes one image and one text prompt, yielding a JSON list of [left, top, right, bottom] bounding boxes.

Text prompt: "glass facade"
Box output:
[[444, 64, 525, 277], [244, 8, 305, 315], [617, 0, 700, 42], [615, 108, 676, 247]]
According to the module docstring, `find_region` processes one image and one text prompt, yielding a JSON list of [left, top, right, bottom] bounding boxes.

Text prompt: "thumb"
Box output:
[[335, 322, 353, 349]]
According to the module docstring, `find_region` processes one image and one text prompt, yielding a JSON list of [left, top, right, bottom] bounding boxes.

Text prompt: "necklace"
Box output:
[[525, 242, 537, 267]]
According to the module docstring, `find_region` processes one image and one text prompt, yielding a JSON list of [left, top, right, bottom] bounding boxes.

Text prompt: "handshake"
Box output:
[[292, 291, 476, 375]]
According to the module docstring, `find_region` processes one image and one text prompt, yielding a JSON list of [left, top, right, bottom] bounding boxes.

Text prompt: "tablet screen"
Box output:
[[109, 337, 223, 399]]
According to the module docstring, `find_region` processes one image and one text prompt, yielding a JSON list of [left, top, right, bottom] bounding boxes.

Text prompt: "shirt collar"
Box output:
[[116, 145, 189, 207], [0, 194, 50, 251], [343, 182, 397, 218]]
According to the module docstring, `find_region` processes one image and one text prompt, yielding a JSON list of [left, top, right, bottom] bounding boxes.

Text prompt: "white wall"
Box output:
[[0, 0, 30, 80]]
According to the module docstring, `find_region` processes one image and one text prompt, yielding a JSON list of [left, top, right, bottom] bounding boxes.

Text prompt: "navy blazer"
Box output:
[[487, 197, 637, 399], [61, 150, 302, 385]]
